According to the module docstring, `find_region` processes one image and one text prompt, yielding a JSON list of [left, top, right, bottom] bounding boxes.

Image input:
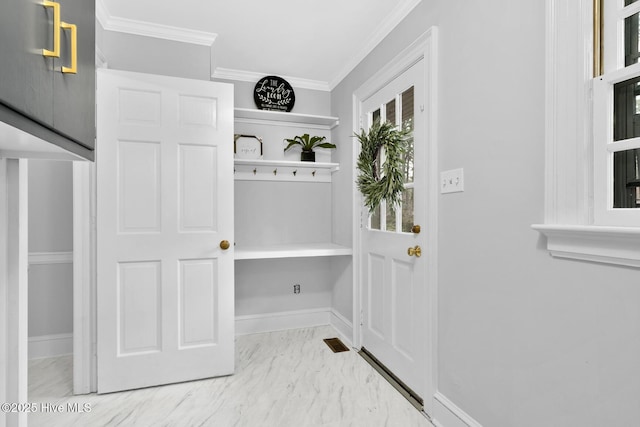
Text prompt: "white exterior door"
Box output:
[[360, 60, 427, 398], [96, 69, 234, 393]]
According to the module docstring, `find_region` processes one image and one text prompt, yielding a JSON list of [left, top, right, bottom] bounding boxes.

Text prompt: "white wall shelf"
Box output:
[[235, 243, 353, 260], [234, 159, 339, 182], [234, 108, 340, 130]]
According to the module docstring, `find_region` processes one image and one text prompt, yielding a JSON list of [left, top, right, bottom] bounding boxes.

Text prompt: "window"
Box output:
[[368, 87, 415, 234], [594, 0, 640, 225], [533, 0, 640, 268]]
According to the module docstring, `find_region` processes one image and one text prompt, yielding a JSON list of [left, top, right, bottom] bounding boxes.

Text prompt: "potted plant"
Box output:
[[284, 133, 336, 162]]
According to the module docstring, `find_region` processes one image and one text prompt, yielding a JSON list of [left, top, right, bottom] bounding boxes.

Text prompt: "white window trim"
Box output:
[[593, 62, 640, 226], [534, 0, 640, 268]]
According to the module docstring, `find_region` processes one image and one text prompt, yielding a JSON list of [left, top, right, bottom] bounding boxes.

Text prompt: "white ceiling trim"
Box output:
[[212, 68, 331, 92], [328, 0, 423, 90], [96, 0, 217, 46], [96, 0, 421, 90]]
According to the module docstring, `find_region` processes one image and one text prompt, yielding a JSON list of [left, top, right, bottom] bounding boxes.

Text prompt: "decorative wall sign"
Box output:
[[234, 134, 263, 159], [254, 76, 295, 112]]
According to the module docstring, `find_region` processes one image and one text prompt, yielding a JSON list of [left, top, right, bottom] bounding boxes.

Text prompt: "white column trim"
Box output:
[[543, 0, 593, 225], [0, 159, 8, 427], [2, 159, 29, 427], [73, 161, 97, 394]]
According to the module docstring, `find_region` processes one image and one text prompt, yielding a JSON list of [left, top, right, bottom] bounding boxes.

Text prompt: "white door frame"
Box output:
[[0, 159, 29, 427], [71, 56, 106, 395], [351, 28, 439, 416], [72, 161, 96, 394]]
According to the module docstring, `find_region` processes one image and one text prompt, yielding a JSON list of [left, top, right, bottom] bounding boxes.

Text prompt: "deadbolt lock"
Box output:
[[407, 245, 422, 257]]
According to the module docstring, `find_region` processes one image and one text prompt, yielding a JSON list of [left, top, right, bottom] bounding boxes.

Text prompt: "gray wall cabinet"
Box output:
[[0, 0, 95, 160]]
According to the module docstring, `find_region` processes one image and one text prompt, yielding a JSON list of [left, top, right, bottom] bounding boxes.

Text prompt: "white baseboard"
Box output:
[[432, 392, 483, 427], [28, 333, 73, 360], [235, 308, 332, 335], [329, 309, 353, 347]]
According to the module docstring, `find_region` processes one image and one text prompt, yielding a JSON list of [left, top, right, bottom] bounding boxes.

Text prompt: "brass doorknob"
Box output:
[[220, 240, 230, 250], [411, 225, 421, 234], [407, 245, 422, 257]]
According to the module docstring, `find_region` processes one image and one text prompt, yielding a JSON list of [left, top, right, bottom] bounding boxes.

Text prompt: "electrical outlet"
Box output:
[[440, 168, 464, 194], [293, 284, 300, 294]]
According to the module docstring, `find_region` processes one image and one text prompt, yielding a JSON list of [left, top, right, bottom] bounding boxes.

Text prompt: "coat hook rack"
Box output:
[[233, 160, 336, 182]]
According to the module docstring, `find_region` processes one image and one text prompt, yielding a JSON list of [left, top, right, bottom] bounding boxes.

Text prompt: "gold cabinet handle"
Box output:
[[220, 240, 230, 250], [411, 225, 421, 234], [407, 245, 422, 257], [61, 22, 77, 74], [42, 1, 61, 58]]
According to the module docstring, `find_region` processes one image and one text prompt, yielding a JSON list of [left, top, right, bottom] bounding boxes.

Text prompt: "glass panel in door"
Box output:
[[367, 86, 416, 233]]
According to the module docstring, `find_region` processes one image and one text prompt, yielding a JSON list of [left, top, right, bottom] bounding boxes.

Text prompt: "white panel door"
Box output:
[[360, 60, 427, 398], [96, 69, 234, 393]]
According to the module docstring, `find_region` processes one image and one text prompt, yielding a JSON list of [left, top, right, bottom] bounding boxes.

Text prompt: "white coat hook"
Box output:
[[312, 170, 316, 177], [273, 169, 278, 176], [293, 170, 297, 176], [253, 168, 257, 175]]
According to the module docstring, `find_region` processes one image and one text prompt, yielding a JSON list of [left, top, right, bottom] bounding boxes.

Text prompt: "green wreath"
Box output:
[[355, 119, 410, 212]]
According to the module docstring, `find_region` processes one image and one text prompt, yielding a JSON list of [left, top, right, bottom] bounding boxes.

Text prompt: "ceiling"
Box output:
[[98, 0, 421, 90]]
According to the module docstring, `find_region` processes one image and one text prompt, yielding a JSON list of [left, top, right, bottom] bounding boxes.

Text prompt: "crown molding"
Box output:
[[328, 0, 422, 90], [96, 0, 421, 89], [96, 0, 217, 46], [212, 67, 331, 92]]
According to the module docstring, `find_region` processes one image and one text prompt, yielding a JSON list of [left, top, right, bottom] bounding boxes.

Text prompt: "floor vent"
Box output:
[[359, 347, 424, 411], [323, 338, 350, 353]]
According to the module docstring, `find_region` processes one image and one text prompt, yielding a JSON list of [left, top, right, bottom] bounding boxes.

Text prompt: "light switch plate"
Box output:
[[440, 168, 464, 194]]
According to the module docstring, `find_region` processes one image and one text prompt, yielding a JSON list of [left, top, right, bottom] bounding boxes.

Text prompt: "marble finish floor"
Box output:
[[28, 326, 433, 427]]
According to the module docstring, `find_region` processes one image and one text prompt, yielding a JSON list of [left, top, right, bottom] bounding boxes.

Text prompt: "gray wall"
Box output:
[[234, 180, 334, 316], [100, 24, 212, 80], [331, 1, 640, 426], [28, 160, 73, 339]]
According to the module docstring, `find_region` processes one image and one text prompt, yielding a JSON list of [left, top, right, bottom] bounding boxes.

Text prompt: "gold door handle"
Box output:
[[411, 225, 421, 234], [220, 240, 230, 250], [61, 22, 77, 74], [407, 245, 422, 257], [42, 1, 61, 58]]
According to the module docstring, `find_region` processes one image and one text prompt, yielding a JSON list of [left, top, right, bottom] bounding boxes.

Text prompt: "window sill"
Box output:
[[532, 224, 640, 268]]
